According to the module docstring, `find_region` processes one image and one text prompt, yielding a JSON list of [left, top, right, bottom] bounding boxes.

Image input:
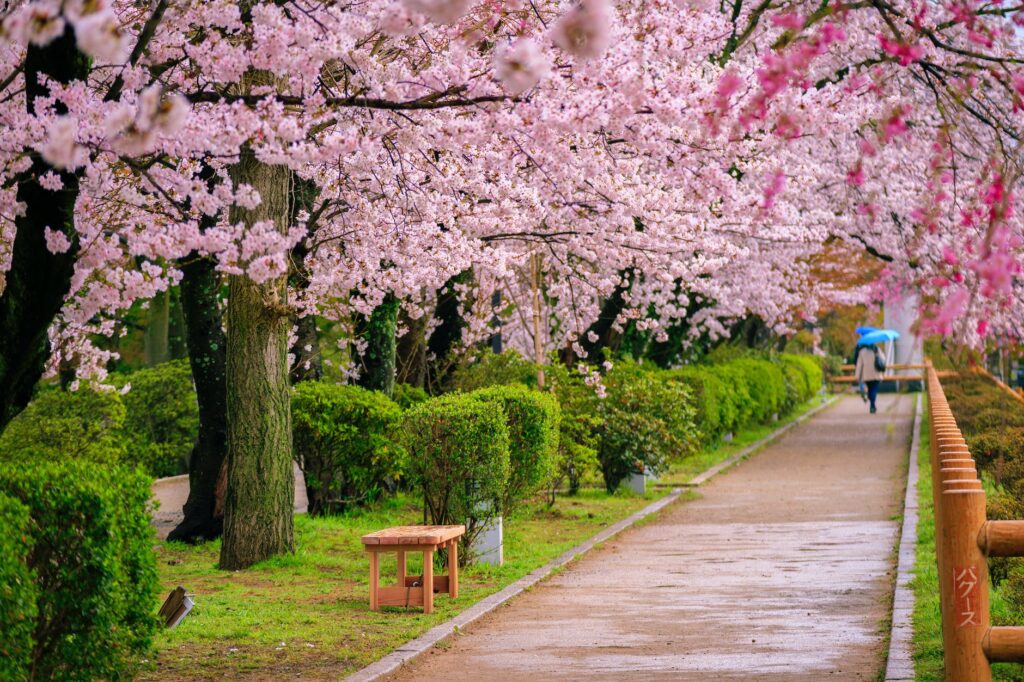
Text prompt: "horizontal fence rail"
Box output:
[[926, 360, 1024, 680]]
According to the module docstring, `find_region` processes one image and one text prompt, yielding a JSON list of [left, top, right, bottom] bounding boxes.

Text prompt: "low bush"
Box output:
[[0, 493, 36, 681], [542, 363, 601, 499], [779, 353, 823, 407], [664, 367, 727, 446], [705, 363, 752, 432], [0, 461, 158, 681], [116, 360, 199, 477], [0, 387, 126, 466], [596, 363, 694, 492], [292, 382, 405, 515], [392, 383, 429, 409], [967, 428, 1024, 470], [450, 350, 539, 393], [402, 394, 511, 561], [728, 358, 787, 422], [471, 385, 560, 516]]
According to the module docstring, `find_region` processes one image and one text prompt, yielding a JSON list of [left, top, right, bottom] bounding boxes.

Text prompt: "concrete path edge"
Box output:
[[884, 392, 923, 681], [346, 392, 840, 682]]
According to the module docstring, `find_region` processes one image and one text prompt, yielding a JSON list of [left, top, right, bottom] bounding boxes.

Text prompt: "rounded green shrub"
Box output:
[[665, 366, 726, 446], [117, 360, 199, 477], [392, 383, 429, 409], [0, 493, 36, 682], [541, 363, 601, 499], [449, 350, 539, 393], [0, 461, 158, 681], [470, 385, 560, 516], [706, 363, 752, 432], [402, 394, 511, 560], [291, 382, 405, 515], [728, 358, 787, 423], [596, 363, 695, 492], [0, 387, 126, 466]]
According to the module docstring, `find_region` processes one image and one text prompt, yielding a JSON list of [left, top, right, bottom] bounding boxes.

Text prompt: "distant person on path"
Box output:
[[855, 344, 884, 414]]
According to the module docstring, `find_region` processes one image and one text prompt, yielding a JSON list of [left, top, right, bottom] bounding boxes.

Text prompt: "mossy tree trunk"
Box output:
[[167, 287, 189, 360], [561, 268, 635, 366], [144, 289, 171, 366], [0, 29, 88, 431], [355, 293, 399, 398], [426, 271, 472, 393], [287, 175, 322, 385], [396, 302, 428, 388], [219, 72, 295, 569], [169, 253, 228, 543]]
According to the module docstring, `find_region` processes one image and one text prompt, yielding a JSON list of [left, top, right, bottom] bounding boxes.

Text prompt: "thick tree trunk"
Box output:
[[355, 293, 399, 397], [289, 313, 322, 384], [168, 287, 189, 360], [287, 177, 322, 384], [145, 289, 171, 366], [426, 271, 472, 393], [168, 254, 228, 543], [396, 303, 428, 388], [561, 268, 634, 366], [219, 139, 295, 570], [0, 29, 88, 431]]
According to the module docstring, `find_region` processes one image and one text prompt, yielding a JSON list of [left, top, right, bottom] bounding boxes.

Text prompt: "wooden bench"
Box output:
[[361, 525, 465, 613]]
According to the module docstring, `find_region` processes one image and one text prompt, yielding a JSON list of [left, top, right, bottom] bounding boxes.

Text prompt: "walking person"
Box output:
[[855, 343, 885, 413]]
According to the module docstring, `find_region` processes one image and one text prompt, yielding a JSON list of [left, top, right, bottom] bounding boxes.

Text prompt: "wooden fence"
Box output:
[[926, 361, 1024, 680]]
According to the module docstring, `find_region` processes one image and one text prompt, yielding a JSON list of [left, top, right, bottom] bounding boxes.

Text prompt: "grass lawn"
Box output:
[[911, 410, 1024, 680], [141, 396, 828, 680], [141, 488, 667, 680], [655, 393, 833, 487]]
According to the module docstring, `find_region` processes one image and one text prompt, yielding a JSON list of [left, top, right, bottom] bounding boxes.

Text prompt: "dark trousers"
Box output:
[[866, 380, 880, 410]]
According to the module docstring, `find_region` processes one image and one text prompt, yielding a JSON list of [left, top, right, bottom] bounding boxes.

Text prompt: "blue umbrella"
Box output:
[[857, 329, 900, 346], [855, 325, 879, 335]]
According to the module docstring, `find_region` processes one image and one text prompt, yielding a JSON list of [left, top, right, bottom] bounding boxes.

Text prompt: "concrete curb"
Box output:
[[685, 394, 840, 486], [884, 392, 923, 681], [345, 488, 685, 681], [347, 393, 840, 681]]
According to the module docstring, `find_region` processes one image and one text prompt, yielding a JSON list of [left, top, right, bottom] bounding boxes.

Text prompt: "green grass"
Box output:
[[141, 394, 828, 680], [140, 488, 664, 680], [655, 394, 832, 487], [910, 410, 1024, 680]]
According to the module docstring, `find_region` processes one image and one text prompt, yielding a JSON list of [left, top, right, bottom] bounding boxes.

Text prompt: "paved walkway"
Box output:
[[386, 394, 915, 681]]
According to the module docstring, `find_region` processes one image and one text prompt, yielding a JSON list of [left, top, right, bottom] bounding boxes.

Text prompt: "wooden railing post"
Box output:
[[939, 488, 990, 681]]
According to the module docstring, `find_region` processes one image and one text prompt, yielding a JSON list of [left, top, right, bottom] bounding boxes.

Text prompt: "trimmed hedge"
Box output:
[[0, 461, 158, 681], [0, 493, 36, 682], [727, 358, 787, 422], [392, 383, 429, 409], [664, 367, 727, 446], [117, 360, 199, 477], [597, 363, 695, 492], [470, 385, 560, 516], [0, 387, 127, 466], [402, 394, 511, 560], [292, 382, 405, 515], [450, 350, 538, 393]]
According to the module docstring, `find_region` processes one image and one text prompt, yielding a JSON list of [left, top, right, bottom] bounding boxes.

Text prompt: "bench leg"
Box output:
[[369, 551, 379, 611], [396, 551, 406, 586], [448, 540, 458, 599], [423, 549, 434, 614]]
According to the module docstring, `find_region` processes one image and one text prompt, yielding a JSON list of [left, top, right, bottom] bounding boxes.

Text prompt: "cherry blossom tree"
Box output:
[[0, 0, 1020, 565]]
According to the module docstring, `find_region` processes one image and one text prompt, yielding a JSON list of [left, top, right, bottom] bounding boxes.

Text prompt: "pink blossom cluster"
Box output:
[[0, 0, 1020, 384]]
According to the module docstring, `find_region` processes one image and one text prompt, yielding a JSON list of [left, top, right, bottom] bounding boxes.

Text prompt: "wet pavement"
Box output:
[[385, 393, 913, 681]]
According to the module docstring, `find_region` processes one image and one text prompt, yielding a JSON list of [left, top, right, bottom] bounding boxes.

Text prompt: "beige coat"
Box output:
[[855, 345, 884, 382]]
